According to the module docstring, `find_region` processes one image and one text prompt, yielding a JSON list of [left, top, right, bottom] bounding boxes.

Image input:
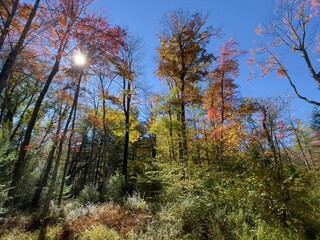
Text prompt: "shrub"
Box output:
[[140, 203, 184, 240], [132, 158, 163, 201], [1, 229, 38, 240], [180, 195, 214, 239], [255, 221, 302, 240], [78, 184, 100, 205], [63, 204, 151, 239], [80, 225, 120, 240], [64, 203, 98, 222], [124, 192, 148, 211], [104, 172, 124, 204]]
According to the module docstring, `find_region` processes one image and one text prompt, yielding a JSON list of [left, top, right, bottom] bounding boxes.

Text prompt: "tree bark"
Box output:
[[291, 120, 311, 171], [31, 105, 68, 209], [180, 97, 188, 163], [58, 89, 79, 206], [122, 78, 131, 185], [4, 59, 59, 208], [39, 73, 82, 239], [4, 25, 71, 208]]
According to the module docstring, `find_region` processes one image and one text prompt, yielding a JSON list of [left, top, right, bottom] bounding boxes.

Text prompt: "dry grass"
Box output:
[[0, 204, 152, 239], [63, 204, 151, 239]]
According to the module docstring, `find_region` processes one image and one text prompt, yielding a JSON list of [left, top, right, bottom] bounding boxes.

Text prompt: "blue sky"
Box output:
[[92, 0, 318, 121]]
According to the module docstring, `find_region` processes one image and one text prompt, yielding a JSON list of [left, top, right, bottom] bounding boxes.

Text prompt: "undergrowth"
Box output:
[[1, 164, 320, 239]]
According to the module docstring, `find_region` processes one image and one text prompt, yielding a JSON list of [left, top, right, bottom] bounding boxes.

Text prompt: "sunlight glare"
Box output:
[[74, 52, 86, 66]]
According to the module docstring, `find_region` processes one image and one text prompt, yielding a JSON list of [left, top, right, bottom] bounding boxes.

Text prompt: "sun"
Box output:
[[73, 52, 86, 66]]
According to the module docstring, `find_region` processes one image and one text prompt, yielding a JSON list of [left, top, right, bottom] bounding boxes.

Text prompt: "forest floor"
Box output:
[[1, 203, 152, 239]]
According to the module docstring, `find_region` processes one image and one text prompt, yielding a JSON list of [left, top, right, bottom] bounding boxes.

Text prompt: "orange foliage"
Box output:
[[277, 66, 287, 77], [208, 108, 215, 120], [311, 0, 320, 15], [64, 204, 151, 238]]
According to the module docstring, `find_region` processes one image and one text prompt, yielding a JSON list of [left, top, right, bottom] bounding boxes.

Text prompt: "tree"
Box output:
[[204, 38, 243, 164], [148, 94, 181, 163], [4, 0, 94, 209], [57, 13, 125, 205], [251, 0, 320, 106], [0, 49, 45, 134], [113, 34, 142, 185], [311, 107, 320, 132], [30, 89, 70, 209], [0, 0, 41, 95], [0, 0, 20, 51], [249, 96, 292, 177], [289, 118, 317, 170], [157, 9, 220, 163]]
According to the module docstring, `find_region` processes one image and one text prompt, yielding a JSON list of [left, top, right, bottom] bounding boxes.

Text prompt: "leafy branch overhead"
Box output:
[[250, 0, 320, 106]]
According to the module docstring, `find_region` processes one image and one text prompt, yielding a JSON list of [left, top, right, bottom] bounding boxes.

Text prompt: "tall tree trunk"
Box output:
[[69, 143, 83, 197], [100, 94, 108, 197], [2, 90, 14, 131], [151, 134, 157, 159], [193, 116, 201, 164], [87, 106, 98, 185], [122, 78, 131, 185], [291, 120, 311, 171], [31, 105, 67, 209], [9, 94, 35, 141], [204, 128, 210, 165], [123, 120, 129, 184], [31, 143, 57, 209], [4, 60, 59, 208], [219, 72, 225, 167], [301, 133, 316, 168], [262, 115, 280, 177], [58, 93, 79, 206], [38, 129, 66, 240], [168, 108, 176, 162], [88, 127, 97, 185], [180, 81, 188, 164], [94, 137, 103, 187], [180, 101, 188, 163], [4, 27, 70, 208], [177, 111, 183, 163], [38, 73, 82, 240]]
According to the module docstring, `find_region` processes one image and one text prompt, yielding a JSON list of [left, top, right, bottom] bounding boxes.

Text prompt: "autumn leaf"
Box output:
[[277, 66, 287, 77]]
